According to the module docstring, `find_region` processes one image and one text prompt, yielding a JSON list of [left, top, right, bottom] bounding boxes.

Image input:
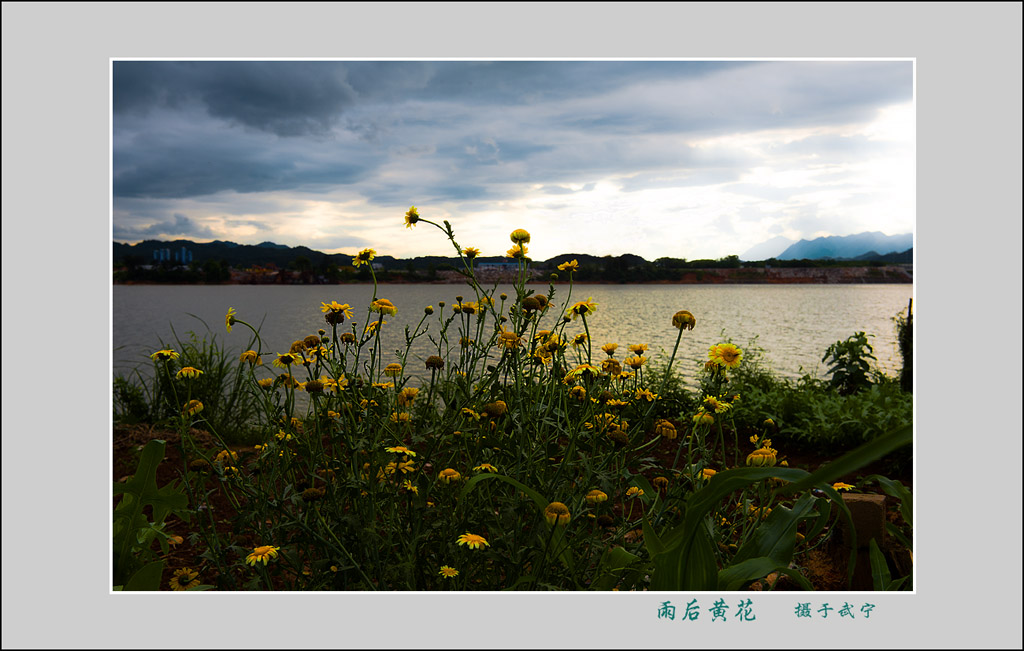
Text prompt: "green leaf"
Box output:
[[868, 538, 892, 590], [642, 514, 665, 557], [731, 493, 819, 566], [718, 557, 791, 591], [592, 546, 641, 591], [865, 474, 913, 528], [779, 423, 912, 495], [123, 560, 165, 591], [112, 440, 189, 585], [459, 473, 548, 513]]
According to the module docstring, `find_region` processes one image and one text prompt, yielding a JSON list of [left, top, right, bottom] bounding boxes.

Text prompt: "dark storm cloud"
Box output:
[[112, 60, 913, 229], [114, 61, 357, 137], [113, 123, 372, 198], [112, 212, 214, 240]]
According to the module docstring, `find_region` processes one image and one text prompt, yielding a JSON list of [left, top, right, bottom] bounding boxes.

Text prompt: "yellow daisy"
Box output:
[[544, 501, 571, 526], [672, 310, 696, 330], [371, 298, 398, 316], [404, 205, 419, 228], [225, 307, 237, 333], [239, 350, 262, 365], [557, 259, 579, 272], [456, 533, 489, 550], [566, 298, 598, 320], [509, 228, 531, 244], [150, 349, 179, 362], [439, 565, 459, 579], [585, 489, 608, 505], [168, 568, 200, 591], [709, 343, 743, 369], [175, 367, 203, 380], [352, 248, 376, 267], [245, 545, 281, 566]]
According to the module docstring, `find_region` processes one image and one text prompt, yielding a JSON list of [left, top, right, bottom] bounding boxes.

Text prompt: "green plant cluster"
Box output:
[[114, 213, 913, 592]]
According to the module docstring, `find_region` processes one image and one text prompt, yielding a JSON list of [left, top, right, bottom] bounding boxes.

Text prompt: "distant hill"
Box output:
[[776, 232, 913, 260], [740, 235, 796, 261], [851, 248, 913, 264]]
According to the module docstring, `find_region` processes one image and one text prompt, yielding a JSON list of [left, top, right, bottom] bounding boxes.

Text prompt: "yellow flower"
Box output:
[[506, 244, 529, 259], [438, 468, 462, 484], [693, 411, 714, 426], [672, 310, 696, 330], [456, 533, 489, 550], [509, 228, 531, 244], [150, 349, 179, 362], [321, 301, 354, 325], [482, 401, 507, 418], [832, 482, 855, 492], [566, 298, 598, 320], [257, 378, 275, 390], [601, 358, 622, 376], [626, 486, 644, 498], [585, 489, 608, 505], [654, 419, 677, 440], [385, 445, 417, 457], [703, 395, 732, 414], [544, 501, 571, 526], [557, 259, 579, 272], [182, 400, 204, 416], [572, 333, 589, 347], [383, 362, 403, 377], [746, 447, 778, 467], [404, 205, 420, 228], [601, 343, 618, 356], [701, 468, 717, 481], [628, 343, 648, 355], [225, 307, 237, 333], [652, 476, 670, 491], [569, 385, 587, 401], [168, 568, 200, 591], [390, 411, 411, 424], [564, 364, 601, 383], [167, 535, 184, 546], [398, 387, 420, 406], [439, 565, 459, 579], [245, 545, 281, 566], [176, 367, 203, 380], [462, 247, 481, 259], [634, 388, 658, 403], [371, 298, 398, 316], [352, 248, 376, 267], [239, 350, 262, 365], [709, 343, 743, 369], [273, 352, 300, 368], [624, 355, 648, 370], [498, 329, 523, 349], [473, 463, 498, 473], [363, 320, 385, 336]]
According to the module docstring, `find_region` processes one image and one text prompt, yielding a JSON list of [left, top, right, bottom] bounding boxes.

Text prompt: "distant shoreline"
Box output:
[[115, 265, 912, 286]]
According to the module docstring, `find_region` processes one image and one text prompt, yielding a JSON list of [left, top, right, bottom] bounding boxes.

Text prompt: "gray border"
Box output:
[[3, 2, 1022, 649]]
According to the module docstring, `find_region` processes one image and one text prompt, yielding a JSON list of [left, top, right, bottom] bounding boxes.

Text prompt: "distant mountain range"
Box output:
[[741, 231, 913, 261], [115, 233, 913, 272]]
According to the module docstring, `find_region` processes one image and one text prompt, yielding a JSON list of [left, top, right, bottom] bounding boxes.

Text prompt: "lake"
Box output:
[[113, 283, 912, 387]]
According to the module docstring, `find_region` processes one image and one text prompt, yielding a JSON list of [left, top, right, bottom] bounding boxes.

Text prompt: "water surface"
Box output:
[[113, 283, 912, 387]]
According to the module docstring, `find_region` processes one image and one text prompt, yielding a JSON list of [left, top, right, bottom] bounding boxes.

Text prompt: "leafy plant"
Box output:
[[893, 300, 913, 393], [822, 331, 876, 396], [113, 439, 190, 590]]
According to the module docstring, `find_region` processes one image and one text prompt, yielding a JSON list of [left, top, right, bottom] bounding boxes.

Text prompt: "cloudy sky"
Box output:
[[112, 60, 914, 261]]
